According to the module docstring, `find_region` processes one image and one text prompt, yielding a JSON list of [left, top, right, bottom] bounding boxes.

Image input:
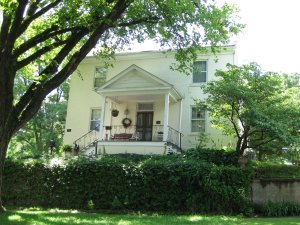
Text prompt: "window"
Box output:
[[137, 103, 154, 111], [193, 61, 207, 83], [191, 107, 205, 132], [94, 67, 107, 88], [90, 109, 101, 131]]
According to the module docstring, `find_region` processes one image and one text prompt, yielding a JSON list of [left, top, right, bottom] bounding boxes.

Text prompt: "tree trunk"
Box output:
[[0, 135, 10, 212], [236, 137, 244, 156]]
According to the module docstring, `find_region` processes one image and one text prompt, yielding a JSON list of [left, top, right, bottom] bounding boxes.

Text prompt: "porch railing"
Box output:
[[73, 124, 100, 152], [167, 126, 184, 151], [102, 124, 183, 150]]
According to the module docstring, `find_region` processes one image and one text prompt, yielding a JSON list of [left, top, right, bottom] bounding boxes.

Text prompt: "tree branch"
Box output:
[[13, 26, 83, 57], [42, 0, 132, 91], [248, 128, 261, 136], [230, 101, 241, 138], [13, 0, 134, 133], [250, 138, 276, 149], [234, 101, 246, 130], [117, 16, 160, 27], [16, 39, 69, 70], [14, 30, 87, 122], [26, 0, 41, 18], [17, 0, 62, 38], [0, 13, 11, 55], [8, 0, 28, 44]]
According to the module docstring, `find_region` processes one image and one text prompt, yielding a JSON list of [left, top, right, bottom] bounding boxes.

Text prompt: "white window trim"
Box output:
[[137, 102, 154, 112], [89, 108, 101, 131], [93, 67, 107, 89], [190, 106, 206, 133], [192, 60, 208, 84]]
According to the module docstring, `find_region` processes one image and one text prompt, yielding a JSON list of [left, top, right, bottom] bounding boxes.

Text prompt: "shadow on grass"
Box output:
[[1, 210, 300, 225]]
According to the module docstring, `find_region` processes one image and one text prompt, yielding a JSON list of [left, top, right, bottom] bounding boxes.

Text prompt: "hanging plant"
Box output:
[[122, 118, 132, 128], [111, 109, 119, 117]]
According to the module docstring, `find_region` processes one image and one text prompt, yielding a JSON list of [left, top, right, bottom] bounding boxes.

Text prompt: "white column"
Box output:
[[163, 93, 170, 141], [178, 99, 183, 149], [99, 96, 107, 141], [179, 99, 183, 132]]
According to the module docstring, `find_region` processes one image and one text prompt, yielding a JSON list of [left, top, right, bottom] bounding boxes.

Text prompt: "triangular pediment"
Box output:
[[99, 64, 172, 90]]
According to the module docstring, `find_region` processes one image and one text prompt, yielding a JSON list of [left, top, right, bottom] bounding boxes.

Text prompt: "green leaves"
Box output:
[[200, 63, 300, 155], [3, 155, 253, 214]]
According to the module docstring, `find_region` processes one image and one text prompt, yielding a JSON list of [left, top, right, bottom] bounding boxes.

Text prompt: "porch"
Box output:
[[74, 124, 183, 156]]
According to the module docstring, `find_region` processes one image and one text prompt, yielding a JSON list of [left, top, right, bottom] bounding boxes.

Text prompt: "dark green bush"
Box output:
[[3, 155, 252, 214], [185, 148, 239, 166], [251, 161, 300, 178]]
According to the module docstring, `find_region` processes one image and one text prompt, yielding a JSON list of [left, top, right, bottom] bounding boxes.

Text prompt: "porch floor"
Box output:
[[98, 141, 166, 155]]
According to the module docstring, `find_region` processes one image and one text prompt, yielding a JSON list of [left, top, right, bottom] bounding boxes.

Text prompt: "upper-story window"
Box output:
[[191, 107, 206, 132], [193, 61, 207, 83], [94, 67, 107, 88]]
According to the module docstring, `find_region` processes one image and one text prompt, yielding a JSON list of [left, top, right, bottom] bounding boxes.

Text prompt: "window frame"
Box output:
[[89, 108, 101, 131], [93, 67, 107, 88], [190, 106, 206, 133], [137, 102, 154, 112], [192, 60, 207, 83]]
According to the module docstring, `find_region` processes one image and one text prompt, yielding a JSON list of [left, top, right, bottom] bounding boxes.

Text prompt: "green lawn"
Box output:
[[1, 209, 300, 225]]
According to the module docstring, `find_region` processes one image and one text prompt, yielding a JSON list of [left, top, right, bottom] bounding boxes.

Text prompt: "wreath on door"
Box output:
[[122, 118, 132, 128]]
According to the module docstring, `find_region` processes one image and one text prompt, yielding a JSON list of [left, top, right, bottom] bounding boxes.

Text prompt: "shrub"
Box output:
[[2, 156, 253, 214], [185, 147, 239, 166], [250, 161, 300, 178], [60, 144, 73, 153]]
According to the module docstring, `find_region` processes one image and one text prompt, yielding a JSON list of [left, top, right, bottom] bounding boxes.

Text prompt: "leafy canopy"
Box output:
[[199, 63, 300, 155]]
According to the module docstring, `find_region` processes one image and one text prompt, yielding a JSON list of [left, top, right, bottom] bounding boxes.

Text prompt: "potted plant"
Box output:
[[111, 109, 119, 117]]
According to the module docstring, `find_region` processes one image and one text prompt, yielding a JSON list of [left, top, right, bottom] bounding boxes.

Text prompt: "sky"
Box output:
[[232, 0, 300, 73], [136, 0, 300, 74]]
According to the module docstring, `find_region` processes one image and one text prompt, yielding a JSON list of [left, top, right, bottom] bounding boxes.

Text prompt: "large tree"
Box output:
[[199, 63, 300, 156], [0, 0, 242, 211]]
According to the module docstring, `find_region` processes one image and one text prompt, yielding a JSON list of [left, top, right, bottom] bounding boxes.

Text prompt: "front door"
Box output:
[[136, 112, 153, 141]]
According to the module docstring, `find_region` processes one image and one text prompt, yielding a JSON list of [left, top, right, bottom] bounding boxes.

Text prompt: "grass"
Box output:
[[1, 209, 300, 225]]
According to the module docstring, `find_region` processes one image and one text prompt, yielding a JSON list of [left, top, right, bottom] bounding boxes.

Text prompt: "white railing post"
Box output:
[[163, 93, 170, 141], [99, 96, 107, 140], [179, 99, 183, 146]]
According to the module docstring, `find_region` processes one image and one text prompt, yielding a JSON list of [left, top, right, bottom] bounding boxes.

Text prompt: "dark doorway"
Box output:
[[136, 112, 153, 141]]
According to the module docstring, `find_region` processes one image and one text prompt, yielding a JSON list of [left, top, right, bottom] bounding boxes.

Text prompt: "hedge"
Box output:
[[184, 148, 239, 166], [250, 161, 300, 179], [2, 155, 253, 214]]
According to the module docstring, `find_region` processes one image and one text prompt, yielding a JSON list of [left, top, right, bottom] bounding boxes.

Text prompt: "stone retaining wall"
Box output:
[[252, 178, 300, 205]]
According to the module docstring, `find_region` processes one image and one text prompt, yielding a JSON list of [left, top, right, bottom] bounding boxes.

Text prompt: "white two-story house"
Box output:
[[63, 46, 235, 155]]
